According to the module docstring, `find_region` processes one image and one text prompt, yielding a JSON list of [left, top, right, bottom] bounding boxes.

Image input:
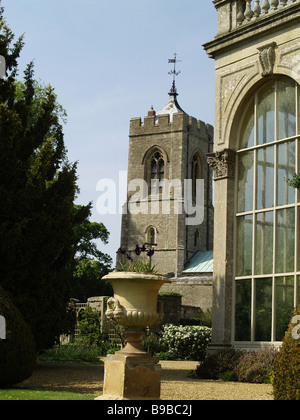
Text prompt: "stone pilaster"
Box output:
[[207, 149, 236, 353]]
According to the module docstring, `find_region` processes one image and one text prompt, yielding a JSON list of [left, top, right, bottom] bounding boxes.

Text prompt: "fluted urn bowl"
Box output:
[[103, 271, 171, 329]]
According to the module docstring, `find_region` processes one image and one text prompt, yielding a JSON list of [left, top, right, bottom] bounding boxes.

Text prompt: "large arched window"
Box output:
[[234, 77, 300, 344], [143, 147, 168, 195]]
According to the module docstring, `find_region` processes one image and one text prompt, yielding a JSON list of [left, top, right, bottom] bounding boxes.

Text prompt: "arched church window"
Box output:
[[234, 77, 299, 344], [146, 226, 157, 246], [192, 153, 202, 200], [194, 230, 200, 248]]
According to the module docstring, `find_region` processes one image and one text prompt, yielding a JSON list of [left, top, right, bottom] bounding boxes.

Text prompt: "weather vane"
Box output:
[[168, 53, 181, 94]]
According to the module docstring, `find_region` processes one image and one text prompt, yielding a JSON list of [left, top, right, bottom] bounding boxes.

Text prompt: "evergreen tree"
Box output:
[[71, 205, 113, 301], [0, 2, 92, 350]]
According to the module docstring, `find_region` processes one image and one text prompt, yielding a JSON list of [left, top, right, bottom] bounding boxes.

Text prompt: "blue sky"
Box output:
[[3, 0, 217, 263]]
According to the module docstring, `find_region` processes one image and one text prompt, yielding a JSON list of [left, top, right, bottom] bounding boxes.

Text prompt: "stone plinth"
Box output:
[[96, 352, 161, 400]]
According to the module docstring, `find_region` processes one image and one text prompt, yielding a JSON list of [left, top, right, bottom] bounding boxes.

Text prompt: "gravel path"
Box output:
[[17, 361, 274, 400]]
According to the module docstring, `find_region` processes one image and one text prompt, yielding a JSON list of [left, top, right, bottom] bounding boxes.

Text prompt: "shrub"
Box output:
[[273, 304, 300, 400], [159, 325, 212, 361], [77, 306, 102, 346], [38, 342, 120, 364], [196, 348, 242, 380], [142, 332, 167, 356], [0, 286, 36, 387], [196, 347, 279, 384], [236, 348, 279, 384]]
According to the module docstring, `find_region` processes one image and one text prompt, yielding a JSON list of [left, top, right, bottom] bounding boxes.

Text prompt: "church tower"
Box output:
[[120, 65, 214, 277]]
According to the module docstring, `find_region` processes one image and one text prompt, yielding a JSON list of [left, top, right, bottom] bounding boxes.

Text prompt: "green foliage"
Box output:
[[160, 325, 212, 361], [72, 258, 113, 302], [0, 4, 94, 351], [144, 325, 212, 361], [73, 205, 111, 261], [77, 306, 102, 346], [236, 348, 278, 384], [0, 389, 95, 401], [38, 343, 104, 365], [142, 325, 212, 361], [0, 286, 36, 387], [179, 309, 213, 328], [273, 304, 300, 400], [196, 347, 279, 384], [196, 349, 242, 380], [70, 205, 113, 301], [142, 332, 168, 356], [286, 173, 300, 189]]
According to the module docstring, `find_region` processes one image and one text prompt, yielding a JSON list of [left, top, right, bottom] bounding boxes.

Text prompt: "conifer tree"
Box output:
[[0, 2, 92, 350]]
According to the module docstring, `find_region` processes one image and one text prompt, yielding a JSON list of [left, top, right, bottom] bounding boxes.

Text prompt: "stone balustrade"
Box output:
[[213, 0, 300, 35], [237, 0, 300, 26]]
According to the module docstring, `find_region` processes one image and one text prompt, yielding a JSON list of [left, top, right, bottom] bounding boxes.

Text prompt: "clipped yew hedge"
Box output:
[[273, 303, 300, 400], [0, 286, 36, 387]]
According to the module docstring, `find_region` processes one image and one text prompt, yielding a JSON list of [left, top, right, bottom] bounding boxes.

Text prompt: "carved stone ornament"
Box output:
[[258, 42, 276, 77], [207, 149, 236, 180]]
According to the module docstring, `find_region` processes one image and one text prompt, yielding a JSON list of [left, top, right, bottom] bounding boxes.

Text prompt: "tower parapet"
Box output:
[[130, 113, 213, 139]]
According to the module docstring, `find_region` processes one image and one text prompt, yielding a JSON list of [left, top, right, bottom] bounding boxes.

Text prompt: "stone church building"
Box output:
[[119, 81, 214, 318]]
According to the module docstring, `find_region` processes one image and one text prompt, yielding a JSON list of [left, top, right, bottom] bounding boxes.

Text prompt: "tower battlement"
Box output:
[[130, 113, 213, 139]]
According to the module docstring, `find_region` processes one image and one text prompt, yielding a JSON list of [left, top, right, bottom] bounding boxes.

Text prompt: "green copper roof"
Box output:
[[183, 250, 214, 273]]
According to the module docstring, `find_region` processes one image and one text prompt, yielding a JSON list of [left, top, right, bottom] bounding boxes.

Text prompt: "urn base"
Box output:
[[96, 353, 161, 400]]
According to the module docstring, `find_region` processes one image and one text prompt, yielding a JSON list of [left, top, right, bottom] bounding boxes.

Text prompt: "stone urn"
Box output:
[[96, 271, 171, 400], [104, 271, 170, 358]]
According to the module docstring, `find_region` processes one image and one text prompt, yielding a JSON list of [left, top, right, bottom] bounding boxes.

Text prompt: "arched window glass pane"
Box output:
[[257, 146, 274, 210], [235, 280, 251, 341], [278, 79, 296, 140], [240, 98, 255, 149], [276, 208, 295, 274], [237, 151, 254, 212], [255, 278, 272, 341], [236, 215, 253, 276], [257, 83, 275, 145], [255, 211, 273, 275], [277, 141, 296, 206], [275, 277, 294, 341]]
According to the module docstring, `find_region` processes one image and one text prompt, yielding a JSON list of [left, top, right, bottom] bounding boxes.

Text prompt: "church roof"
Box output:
[[183, 250, 214, 274], [156, 83, 185, 122]]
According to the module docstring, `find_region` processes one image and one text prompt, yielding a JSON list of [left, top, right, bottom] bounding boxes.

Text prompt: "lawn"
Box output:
[[0, 388, 95, 401]]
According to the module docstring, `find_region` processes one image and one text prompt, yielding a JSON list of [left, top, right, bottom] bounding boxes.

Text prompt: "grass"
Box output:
[[0, 388, 95, 401], [0, 343, 116, 400]]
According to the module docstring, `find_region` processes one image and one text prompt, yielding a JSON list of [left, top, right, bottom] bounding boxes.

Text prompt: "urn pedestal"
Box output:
[[96, 272, 170, 400]]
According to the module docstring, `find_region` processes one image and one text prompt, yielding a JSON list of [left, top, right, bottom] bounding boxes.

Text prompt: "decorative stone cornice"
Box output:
[[207, 149, 236, 179]]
